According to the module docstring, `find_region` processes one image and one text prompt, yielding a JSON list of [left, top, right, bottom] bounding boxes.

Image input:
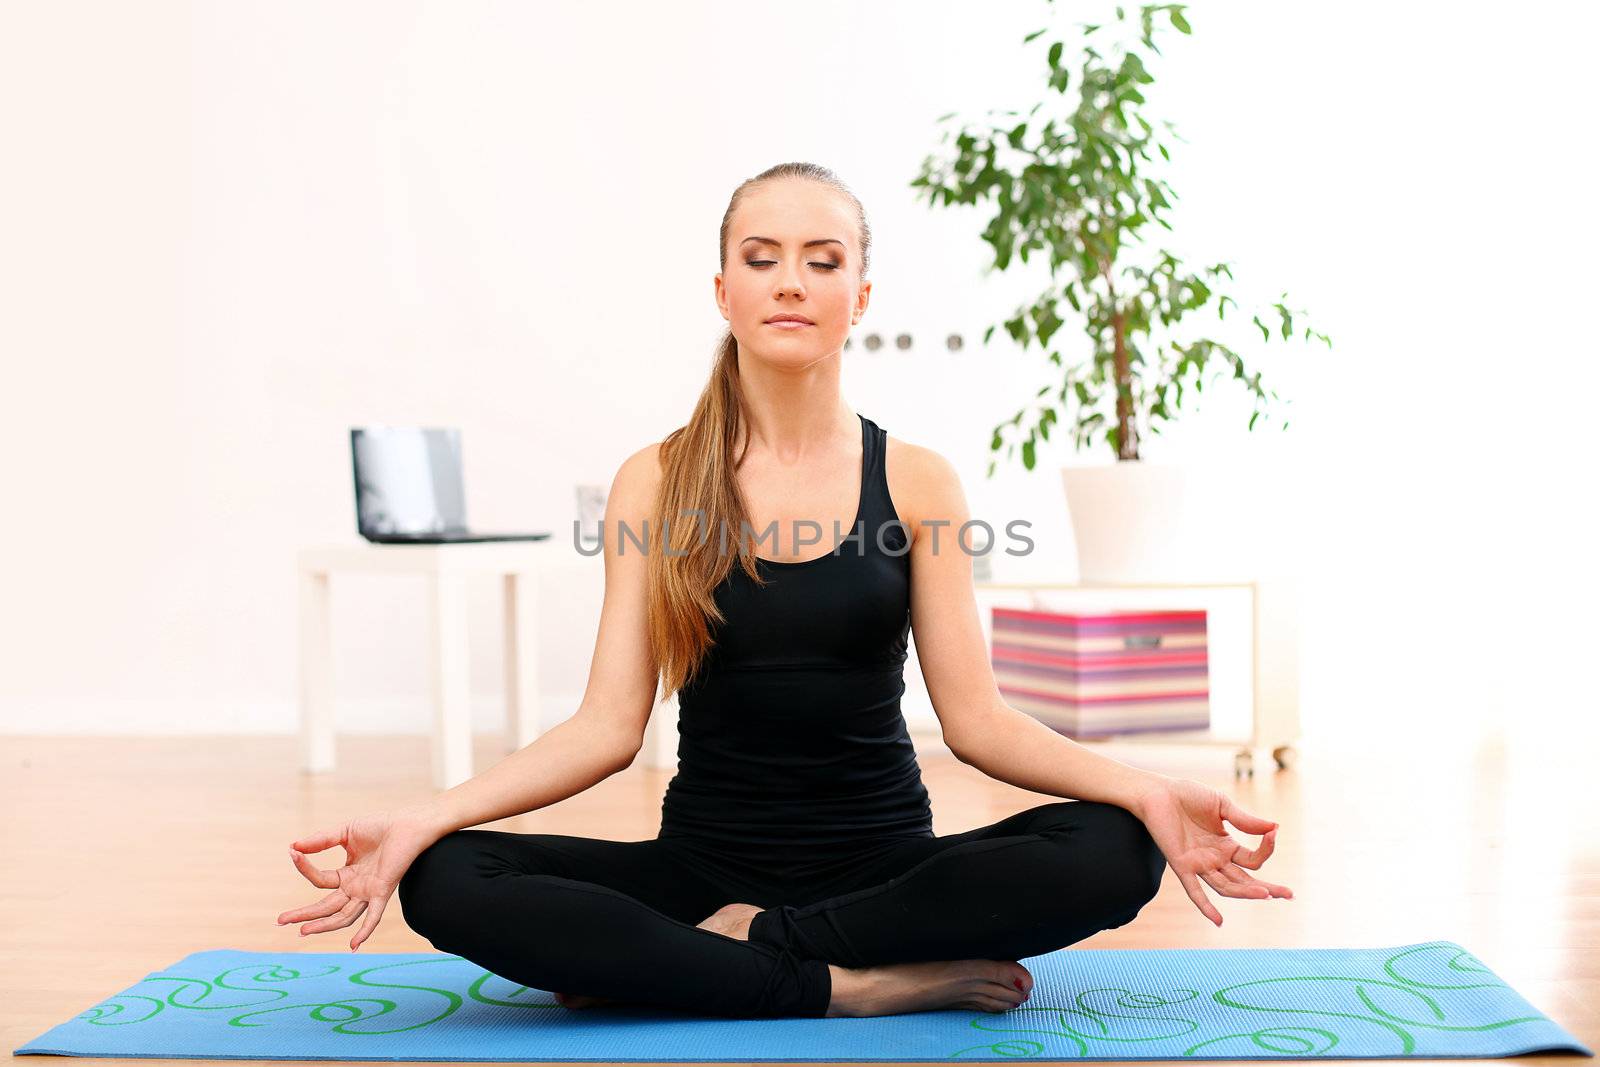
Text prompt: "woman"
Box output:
[[276, 162, 1293, 1020]]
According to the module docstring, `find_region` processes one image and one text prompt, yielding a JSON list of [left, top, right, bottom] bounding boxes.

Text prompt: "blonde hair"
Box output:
[[647, 162, 873, 704]]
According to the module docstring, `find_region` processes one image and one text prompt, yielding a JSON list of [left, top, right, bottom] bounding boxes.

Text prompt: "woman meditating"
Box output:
[[275, 161, 1293, 1020]]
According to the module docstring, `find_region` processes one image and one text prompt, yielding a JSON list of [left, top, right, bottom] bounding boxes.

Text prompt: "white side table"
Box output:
[[297, 541, 568, 789]]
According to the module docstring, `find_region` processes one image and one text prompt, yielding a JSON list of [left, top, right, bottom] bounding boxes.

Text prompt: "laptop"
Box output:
[[350, 427, 552, 544]]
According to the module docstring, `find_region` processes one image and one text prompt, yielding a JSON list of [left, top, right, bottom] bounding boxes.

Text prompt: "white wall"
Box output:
[[2, 1, 1594, 753]]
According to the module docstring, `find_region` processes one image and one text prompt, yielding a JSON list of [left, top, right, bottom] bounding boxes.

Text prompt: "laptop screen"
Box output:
[[349, 427, 468, 536]]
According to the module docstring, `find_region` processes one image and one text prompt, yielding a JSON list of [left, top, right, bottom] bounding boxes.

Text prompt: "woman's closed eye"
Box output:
[[745, 260, 840, 271]]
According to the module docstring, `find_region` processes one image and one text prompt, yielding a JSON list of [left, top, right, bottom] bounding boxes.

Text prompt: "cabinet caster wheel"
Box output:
[[1272, 745, 1296, 771], [1234, 750, 1254, 779]]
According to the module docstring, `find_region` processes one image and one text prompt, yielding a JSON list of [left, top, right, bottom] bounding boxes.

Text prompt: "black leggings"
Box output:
[[397, 799, 1165, 1019]]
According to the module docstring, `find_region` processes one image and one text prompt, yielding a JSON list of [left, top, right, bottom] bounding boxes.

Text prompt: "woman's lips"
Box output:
[[766, 320, 813, 330]]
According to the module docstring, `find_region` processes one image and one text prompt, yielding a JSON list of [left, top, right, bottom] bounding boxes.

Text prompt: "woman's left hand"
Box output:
[[1133, 777, 1294, 926]]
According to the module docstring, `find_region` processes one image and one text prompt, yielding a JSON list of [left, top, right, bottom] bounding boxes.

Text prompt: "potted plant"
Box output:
[[911, 2, 1330, 582]]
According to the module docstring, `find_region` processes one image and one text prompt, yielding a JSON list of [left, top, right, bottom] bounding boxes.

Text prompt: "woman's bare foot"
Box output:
[[825, 959, 1035, 1017], [696, 902, 763, 941]]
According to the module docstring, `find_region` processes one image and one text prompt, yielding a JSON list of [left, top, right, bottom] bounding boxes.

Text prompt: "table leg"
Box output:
[[428, 570, 473, 789], [503, 571, 543, 749], [1254, 574, 1302, 753], [298, 568, 336, 774]]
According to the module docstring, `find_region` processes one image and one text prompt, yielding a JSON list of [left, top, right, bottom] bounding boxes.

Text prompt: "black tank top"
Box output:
[[657, 413, 935, 848]]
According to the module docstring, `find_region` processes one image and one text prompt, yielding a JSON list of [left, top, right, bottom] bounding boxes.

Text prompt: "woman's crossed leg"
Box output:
[[747, 800, 1167, 969], [396, 828, 836, 1018]]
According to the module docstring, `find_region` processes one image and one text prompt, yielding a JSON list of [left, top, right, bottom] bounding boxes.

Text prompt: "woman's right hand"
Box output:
[[276, 805, 445, 951]]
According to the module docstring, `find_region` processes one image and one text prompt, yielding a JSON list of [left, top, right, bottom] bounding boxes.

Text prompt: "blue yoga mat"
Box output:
[[14, 939, 1591, 1062]]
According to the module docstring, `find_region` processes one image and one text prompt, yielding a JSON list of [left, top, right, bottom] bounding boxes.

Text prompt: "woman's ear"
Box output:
[[853, 279, 872, 322], [713, 273, 729, 320]]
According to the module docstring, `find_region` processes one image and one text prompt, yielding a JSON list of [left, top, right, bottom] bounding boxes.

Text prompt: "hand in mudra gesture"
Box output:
[[276, 808, 440, 952], [1135, 777, 1294, 926]]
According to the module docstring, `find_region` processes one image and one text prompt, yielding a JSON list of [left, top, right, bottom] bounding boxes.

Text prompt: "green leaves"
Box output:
[[1272, 298, 1293, 340], [1031, 299, 1066, 347], [912, 1, 1328, 471]]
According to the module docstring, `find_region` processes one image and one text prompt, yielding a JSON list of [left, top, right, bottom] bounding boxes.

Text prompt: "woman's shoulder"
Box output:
[[621, 439, 666, 477], [883, 432, 967, 536], [606, 441, 666, 520]]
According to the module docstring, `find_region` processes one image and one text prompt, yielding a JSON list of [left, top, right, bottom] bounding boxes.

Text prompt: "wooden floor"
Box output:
[[3, 728, 1594, 1065]]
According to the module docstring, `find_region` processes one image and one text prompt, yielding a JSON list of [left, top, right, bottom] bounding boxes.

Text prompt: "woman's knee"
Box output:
[[1107, 809, 1164, 916], [398, 830, 491, 943], [1093, 803, 1164, 900], [1036, 800, 1165, 909]]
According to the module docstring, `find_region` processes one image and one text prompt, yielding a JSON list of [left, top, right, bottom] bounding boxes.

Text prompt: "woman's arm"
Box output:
[[402, 443, 666, 841], [898, 444, 1171, 814]]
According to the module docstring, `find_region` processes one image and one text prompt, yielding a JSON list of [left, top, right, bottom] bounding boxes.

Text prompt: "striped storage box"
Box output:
[[991, 606, 1211, 738]]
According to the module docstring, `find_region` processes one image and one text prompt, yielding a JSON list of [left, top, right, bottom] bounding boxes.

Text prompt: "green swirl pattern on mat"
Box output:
[[35, 940, 1582, 1061], [945, 944, 1548, 1059], [77, 954, 550, 1035]]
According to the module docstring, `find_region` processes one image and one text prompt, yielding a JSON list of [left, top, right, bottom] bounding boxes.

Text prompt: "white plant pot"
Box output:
[[1061, 459, 1292, 583]]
